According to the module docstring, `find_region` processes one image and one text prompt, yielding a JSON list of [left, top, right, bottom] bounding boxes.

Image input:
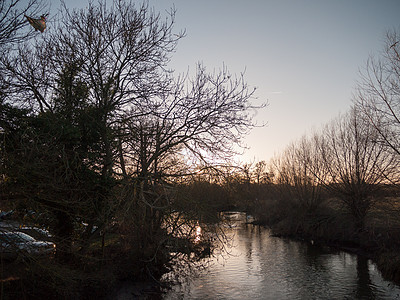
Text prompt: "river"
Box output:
[[164, 212, 400, 300]]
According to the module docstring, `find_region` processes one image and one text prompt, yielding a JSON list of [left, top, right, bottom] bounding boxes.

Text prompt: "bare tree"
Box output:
[[315, 108, 398, 230], [0, 0, 182, 261], [2, 0, 182, 178], [0, 0, 47, 137], [270, 136, 324, 212], [354, 29, 400, 158], [118, 63, 259, 194], [253, 160, 269, 184], [115, 63, 260, 273], [0, 0, 47, 48], [0, 0, 263, 282]]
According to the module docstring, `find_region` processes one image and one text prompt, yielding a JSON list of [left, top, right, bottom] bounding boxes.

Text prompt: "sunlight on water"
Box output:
[[165, 212, 400, 300], [194, 225, 201, 243]]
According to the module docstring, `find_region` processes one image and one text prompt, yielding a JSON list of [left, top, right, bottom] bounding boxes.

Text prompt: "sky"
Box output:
[[56, 0, 400, 163]]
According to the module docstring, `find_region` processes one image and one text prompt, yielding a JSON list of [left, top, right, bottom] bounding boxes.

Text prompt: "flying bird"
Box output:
[[25, 14, 47, 33]]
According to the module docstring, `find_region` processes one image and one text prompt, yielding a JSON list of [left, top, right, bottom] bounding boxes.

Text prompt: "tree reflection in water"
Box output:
[[165, 212, 400, 300]]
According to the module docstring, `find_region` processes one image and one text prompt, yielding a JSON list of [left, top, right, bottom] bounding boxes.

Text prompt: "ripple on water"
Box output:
[[164, 216, 400, 300]]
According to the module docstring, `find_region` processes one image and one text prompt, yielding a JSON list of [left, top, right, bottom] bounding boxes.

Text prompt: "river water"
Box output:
[[164, 212, 400, 300]]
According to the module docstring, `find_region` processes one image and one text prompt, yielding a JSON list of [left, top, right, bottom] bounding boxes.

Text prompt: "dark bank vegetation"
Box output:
[[1, 0, 400, 298], [0, 0, 262, 298]]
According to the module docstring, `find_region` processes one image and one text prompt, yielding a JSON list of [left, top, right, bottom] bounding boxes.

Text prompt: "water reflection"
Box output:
[[356, 256, 375, 299], [194, 225, 201, 243], [165, 212, 400, 300]]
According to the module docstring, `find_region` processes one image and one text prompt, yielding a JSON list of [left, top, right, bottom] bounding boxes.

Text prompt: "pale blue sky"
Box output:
[[53, 0, 400, 162]]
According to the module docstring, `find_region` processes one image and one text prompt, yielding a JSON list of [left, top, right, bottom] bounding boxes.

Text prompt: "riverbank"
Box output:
[[107, 280, 164, 300], [163, 220, 400, 299], [1, 254, 169, 299], [251, 203, 400, 285], [269, 230, 400, 284]]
